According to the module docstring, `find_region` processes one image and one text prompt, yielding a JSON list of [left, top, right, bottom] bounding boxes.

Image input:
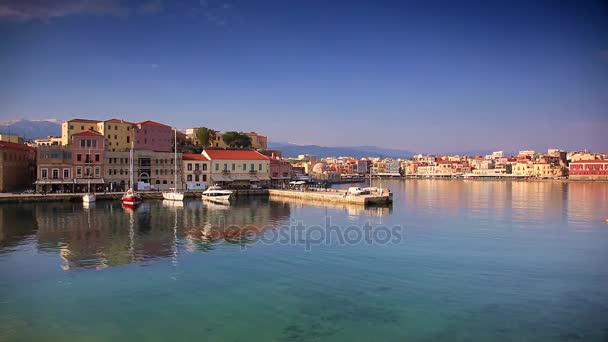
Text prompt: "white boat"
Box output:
[[83, 147, 96, 204], [202, 185, 234, 204], [83, 192, 96, 203], [162, 128, 184, 201]]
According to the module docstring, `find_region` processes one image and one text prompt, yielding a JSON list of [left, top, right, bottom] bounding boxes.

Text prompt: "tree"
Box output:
[[195, 127, 216, 148], [222, 131, 252, 149]]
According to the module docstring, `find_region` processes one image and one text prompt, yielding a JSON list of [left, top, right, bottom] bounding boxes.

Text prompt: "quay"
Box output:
[[0, 189, 269, 203], [268, 189, 392, 205]]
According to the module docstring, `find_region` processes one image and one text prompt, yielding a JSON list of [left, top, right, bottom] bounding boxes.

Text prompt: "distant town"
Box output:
[[0, 117, 607, 193]]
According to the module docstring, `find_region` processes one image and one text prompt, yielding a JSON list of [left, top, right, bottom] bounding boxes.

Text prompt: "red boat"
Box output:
[[121, 188, 142, 207]]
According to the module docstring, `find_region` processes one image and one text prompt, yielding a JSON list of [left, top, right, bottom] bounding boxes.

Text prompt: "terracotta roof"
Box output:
[[68, 118, 100, 123], [136, 120, 171, 128], [72, 130, 103, 137], [570, 159, 608, 163], [105, 118, 134, 124], [183, 153, 209, 161], [203, 149, 269, 161], [0, 141, 35, 151]]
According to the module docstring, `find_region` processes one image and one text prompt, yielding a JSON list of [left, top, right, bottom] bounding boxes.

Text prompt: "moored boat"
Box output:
[[202, 185, 234, 204], [161, 128, 184, 201]]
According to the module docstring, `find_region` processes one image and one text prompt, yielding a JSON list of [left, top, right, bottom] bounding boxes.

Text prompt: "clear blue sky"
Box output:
[[1, 0, 607, 153]]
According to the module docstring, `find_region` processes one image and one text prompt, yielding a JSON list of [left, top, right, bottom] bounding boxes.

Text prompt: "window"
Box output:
[[85, 167, 91, 177], [95, 154, 100, 162], [203, 164, 207, 171], [86, 140, 91, 148], [250, 164, 254, 171], [77, 167, 82, 177], [114, 135, 118, 140], [202, 175, 207, 181], [188, 163, 192, 171], [77, 154, 82, 162], [259, 164, 262, 171], [195, 164, 200, 171], [63, 169, 70, 179], [81, 125, 84, 130], [41, 169, 48, 179], [92, 140, 97, 148], [232, 163, 235, 171], [223, 163, 227, 171], [69, 125, 74, 129], [127, 136, 130, 143], [80, 140, 85, 148], [215, 164, 219, 171], [95, 167, 100, 176], [187, 175, 192, 181], [195, 175, 200, 181], [108, 134, 111, 139], [155, 169, 159, 175], [243, 163, 246, 170]]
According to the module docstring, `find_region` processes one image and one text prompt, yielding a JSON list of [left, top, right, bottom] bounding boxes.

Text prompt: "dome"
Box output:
[[312, 162, 327, 174]]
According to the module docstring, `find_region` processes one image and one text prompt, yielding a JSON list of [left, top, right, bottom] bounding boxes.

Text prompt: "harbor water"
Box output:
[[1, 180, 607, 341]]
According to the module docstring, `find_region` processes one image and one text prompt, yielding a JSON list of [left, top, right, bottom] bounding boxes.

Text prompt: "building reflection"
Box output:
[[30, 199, 291, 270], [0, 204, 38, 250]]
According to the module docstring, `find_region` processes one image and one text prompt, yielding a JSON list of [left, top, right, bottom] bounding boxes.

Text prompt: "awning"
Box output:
[[231, 174, 251, 181], [211, 175, 233, 182], [256, 175, 271, 181], [74, 178, 105, 184], [35, 179, 73, 185]]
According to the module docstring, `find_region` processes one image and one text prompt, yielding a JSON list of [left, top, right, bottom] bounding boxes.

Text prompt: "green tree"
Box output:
[[222, 131, 252, 149], [195, 127, 216, 148]]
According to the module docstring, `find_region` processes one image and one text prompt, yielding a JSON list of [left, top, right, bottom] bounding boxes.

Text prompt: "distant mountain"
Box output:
[[268, 142, 414, 158], [0, 119, 61, 140]]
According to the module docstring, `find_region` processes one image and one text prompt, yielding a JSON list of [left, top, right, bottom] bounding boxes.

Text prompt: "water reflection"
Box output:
[[1, 181, 607, 270]]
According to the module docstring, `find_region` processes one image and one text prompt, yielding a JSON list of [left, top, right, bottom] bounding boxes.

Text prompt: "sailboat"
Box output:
[[122, 138, 142, 207], [82, 148, 96, 203], [162, 128, 184, 201]]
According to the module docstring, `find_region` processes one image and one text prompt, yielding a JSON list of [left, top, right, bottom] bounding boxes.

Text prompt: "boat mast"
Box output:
[[130, 131, 134, 190], [88, 147, 91, 193], [174, 128, 177, 190]]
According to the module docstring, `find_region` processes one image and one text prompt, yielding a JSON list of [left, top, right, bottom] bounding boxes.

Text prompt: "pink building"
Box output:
[[71, 130, 105, 191], [270, 155, 292, 187], [135, 120, 173, 152]]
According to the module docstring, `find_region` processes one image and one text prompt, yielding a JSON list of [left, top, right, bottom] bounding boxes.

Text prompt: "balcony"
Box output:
[[249, 170, 257, 174], [222, 170, 231, 174]]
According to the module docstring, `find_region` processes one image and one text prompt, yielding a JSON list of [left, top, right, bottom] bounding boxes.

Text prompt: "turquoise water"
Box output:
[[1, 180, 608, 341]]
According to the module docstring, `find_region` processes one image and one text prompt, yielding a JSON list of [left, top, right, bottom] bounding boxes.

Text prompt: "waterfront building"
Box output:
[[0, 141, 36, 192], [61, 119, 99, 146], [105, 150, 181, 192], [569, 152, 599, 162], [182, 153, 210, 190], [512, 161, 534, 177], [34, 136, 62, 146], [569, 160, 608, 180], [202, 149, 270, 188], [35, 146, 73, 193], [518, 150, 536, 158], [0, 134, 24, 144], [134, 121, 173, 152], [357, 160, 369, 174], [270, 155, 292, 187], [98, 119, 134, 152], [71, 131, 105, 192]]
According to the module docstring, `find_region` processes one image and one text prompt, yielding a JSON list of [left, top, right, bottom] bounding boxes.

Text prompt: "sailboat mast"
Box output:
[[130, 131, 134, 190], [174, 128, 177, 188]]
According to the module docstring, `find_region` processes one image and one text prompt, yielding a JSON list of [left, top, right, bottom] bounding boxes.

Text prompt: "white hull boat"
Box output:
[[202, 185, 234, 204], [162, 189, 184, 201], [83, 193, 96, 203]]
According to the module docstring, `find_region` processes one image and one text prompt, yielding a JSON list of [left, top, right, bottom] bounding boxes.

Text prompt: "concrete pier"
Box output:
[[268, 189, 392, 205]]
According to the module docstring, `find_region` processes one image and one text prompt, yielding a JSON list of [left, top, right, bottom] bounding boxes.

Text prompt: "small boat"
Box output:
[[83, 192, 96, 203], [202, 185, 234, 204], [162, 128, 184, 201], [122, 188, 142, 207]]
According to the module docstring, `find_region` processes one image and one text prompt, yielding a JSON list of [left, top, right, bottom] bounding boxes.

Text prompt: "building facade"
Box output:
[[203, 149, 270, 188], [183, 153, 210, 190], [569, 160, 608, 180], [71, 131, 105, 192], [36, 146, 73, 193], [0, 142, 36, 192], [105, 150, 181, 192], [135, 121, 173, 152]]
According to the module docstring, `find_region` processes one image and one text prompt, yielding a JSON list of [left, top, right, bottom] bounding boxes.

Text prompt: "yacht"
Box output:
[[202, 185, 234, 204], [162, 128, 184, 201]]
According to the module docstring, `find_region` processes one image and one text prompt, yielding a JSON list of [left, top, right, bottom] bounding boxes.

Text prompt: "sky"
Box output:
[[0, 0, 607, 153]]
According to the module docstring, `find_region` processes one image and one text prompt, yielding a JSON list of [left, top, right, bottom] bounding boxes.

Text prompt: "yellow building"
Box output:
[[62, 118, 134, 151], [532, 163, 551, 178], [34, 136, 62, 146], [61, 119, 99, 145], [97, 119, 134, 152], [0, 134, 24, 144], [511, 161, 533, 176]]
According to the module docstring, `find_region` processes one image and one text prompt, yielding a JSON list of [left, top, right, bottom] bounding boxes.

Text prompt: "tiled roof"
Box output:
[[183, 153, 209, 161], [68, 118, 100, 123], [137, 120, 170, 128], [570, 159, 608, 163], [105, 118, 134, 124], [203, 149, 269, 161], [0, 141, 35, 151], [72, 130, 103, 137]]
